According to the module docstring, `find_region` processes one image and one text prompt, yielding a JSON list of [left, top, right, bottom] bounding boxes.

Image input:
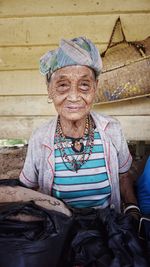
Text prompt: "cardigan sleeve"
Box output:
[[117, 123, 132, 174], [105, 117, 132, 174], [19, 133, 39, 188]]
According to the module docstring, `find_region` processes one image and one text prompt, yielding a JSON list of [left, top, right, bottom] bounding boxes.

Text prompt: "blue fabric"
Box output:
[[39, 37, 102, 76], [136, 156, 150, 215]]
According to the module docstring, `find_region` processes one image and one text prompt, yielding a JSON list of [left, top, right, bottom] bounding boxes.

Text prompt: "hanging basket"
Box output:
[[95, 17, 150, 104]]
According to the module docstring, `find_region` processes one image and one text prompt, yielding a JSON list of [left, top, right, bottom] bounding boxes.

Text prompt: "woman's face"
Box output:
[[48, 65, 98, 122]]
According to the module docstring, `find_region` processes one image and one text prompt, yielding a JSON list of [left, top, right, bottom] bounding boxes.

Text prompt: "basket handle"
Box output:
[[101, 17, 146, 57], [102, 17, 126, 56]]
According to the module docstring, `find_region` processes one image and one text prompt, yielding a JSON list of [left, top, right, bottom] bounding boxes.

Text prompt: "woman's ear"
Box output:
[[94, 78, 99, 103], [47, 80, 53, 103]]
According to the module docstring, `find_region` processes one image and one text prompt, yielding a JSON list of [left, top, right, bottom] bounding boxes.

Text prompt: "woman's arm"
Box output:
[[119, 164, 141, 220], [119, 169, 137, 204]]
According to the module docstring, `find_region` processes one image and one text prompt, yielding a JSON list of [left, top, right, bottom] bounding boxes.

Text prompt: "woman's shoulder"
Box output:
[[91, 111, 121, 130], [29, 116, 57, 144]]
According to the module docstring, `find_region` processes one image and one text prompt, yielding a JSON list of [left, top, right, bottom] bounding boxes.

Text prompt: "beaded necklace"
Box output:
[[55, 115, 95, 172]]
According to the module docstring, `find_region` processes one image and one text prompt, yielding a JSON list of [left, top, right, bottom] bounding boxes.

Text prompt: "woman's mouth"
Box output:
[[65, 105, 84, 111]]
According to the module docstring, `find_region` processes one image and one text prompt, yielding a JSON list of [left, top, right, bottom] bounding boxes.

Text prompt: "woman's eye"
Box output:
[[79, 82, 90, 90], [56, 83, 70, 92], [59, 83, 69, 87]]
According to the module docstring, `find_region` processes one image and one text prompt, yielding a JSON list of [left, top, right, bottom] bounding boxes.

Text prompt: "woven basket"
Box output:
[[96, 17, 150, 103]]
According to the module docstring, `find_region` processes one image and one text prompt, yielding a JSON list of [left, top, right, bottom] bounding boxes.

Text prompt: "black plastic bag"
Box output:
[[98, 208, 148, 267], [67, 208, 112, 267], [66, 207, 148, 267], [0, 201, 73, 267]]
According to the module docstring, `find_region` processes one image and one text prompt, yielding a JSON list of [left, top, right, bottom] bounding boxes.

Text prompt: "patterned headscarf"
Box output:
[[39, 37, 102, 77]]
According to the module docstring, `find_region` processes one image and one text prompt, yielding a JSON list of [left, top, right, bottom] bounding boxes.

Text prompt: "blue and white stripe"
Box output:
[[52, 130, 111, 208]]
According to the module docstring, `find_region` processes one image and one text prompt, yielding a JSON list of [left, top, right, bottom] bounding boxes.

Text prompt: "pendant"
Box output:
[[74, 162, 80, 172], [72, 139, 84, 153]]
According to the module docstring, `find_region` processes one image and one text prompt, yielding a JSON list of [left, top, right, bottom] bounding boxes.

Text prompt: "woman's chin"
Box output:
[[60, 112, 88, 122]]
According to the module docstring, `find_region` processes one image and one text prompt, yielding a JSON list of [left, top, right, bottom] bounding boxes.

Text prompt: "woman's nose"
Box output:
[[67, 85, 80, 101]]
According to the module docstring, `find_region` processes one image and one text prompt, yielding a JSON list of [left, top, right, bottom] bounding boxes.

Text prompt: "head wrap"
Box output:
[[39, 37, 102, 77]]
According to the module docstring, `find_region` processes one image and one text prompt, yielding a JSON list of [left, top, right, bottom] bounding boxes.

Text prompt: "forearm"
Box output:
[[119, 170, 142, 223], [119, 172, 137, 205]]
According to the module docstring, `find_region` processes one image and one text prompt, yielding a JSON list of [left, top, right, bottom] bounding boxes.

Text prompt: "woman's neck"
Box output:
[[59, 115, 88, 138]]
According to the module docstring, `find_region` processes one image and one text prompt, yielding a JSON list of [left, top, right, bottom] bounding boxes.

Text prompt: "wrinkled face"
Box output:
[[48, 65, 98, 121]]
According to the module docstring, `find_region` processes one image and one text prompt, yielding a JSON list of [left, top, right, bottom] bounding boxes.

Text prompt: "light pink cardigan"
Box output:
[[19, 111, 132, 212]]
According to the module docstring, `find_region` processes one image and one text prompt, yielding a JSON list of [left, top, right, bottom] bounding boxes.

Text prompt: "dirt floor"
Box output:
[[0, 143, 149, 180], [0, 146, 27, 179]]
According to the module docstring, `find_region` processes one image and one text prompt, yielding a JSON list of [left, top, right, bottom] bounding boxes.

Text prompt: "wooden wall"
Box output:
[[0, 0, 150, 140]]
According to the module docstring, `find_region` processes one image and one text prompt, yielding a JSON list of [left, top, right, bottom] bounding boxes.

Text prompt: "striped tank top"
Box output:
[[52, 128, 111, 208]]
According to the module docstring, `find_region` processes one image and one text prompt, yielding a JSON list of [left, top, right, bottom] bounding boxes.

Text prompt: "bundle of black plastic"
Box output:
[[65, 207, 148, 267], [0, 201, 73, 267]]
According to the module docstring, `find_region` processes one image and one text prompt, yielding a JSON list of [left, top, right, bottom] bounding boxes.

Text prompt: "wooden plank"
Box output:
[[0, 115, 149, 140], [1, 71, 150, 105], [0, 46, 55, 71], [0, 116, 53, 139], [0, 96, 150, 116], [121, 14, 150, 41], [0, 70, 46, 95], [0, 96, 57, 116], [116, 116, 150, 141], [0, 0, 150, 18], [0, 44, 107, 71], [0, 14, 150, 46], [93, 97, 150, 115], [0, 15, 115, 46]]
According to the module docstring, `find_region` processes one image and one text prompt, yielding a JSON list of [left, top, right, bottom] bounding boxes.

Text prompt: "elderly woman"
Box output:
[[19, 37, 139, 215]]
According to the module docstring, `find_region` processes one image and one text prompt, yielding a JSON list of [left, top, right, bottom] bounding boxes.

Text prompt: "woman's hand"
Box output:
[[123, 203, 142, 231]]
